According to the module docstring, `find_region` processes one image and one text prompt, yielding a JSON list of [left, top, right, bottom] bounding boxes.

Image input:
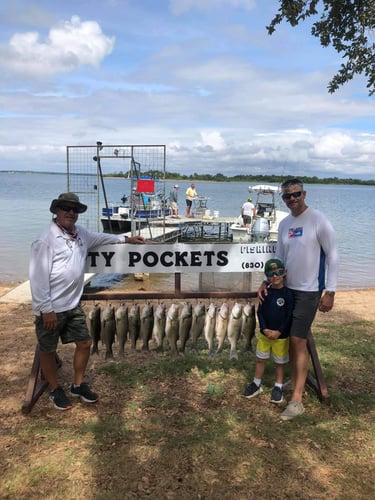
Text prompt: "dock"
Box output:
[[126, 215, 238, 242]]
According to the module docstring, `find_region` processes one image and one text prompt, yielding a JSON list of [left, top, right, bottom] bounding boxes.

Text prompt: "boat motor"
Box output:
[[252, 218, 270, 242]]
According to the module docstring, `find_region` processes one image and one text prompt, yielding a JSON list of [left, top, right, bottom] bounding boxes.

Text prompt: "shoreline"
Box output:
[[1, 280, 375, 296], [1, 280, 375, 324]]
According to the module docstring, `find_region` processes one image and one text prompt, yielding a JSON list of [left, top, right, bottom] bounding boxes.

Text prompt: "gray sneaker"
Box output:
[[280, 401, 305, 421]]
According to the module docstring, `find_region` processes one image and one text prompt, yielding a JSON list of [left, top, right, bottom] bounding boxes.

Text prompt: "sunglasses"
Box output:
[[266, 269, 284, 277], [282, 191, 302, 201], [57, 204, 81, 213]]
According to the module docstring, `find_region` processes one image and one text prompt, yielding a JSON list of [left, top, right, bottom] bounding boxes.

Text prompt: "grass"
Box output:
[[1, 318, 374, 499]]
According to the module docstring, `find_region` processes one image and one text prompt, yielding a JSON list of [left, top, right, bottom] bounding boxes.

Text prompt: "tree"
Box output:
[[267, 0, 375, 95]]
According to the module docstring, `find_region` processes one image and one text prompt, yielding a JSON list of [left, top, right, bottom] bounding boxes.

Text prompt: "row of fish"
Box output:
[[88, 301, 256, 360]]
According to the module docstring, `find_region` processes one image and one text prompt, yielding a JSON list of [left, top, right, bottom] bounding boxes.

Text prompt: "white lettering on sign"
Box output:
[[85, 243, 276, 274]]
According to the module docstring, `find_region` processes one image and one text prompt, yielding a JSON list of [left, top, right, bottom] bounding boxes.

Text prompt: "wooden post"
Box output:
[[306, 330, 331, 404], [22, 345, 62, 414]]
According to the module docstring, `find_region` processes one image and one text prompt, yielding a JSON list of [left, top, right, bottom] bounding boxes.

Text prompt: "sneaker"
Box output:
[[280, 401, 305, 421], [243, 382, 263, 399], [270, 386, 284, 404], [49, 386, 72, 411], [70, 382, 99, 403]]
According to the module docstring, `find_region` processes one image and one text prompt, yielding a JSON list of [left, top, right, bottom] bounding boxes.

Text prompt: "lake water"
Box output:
[[0, 171, 374, 290]]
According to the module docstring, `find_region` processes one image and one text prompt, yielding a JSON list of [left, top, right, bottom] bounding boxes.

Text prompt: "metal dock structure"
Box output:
[[140, 215, 238, 242]]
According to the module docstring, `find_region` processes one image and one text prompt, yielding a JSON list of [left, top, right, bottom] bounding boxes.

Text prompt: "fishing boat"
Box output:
[[230, 185, 288, 243], [101, 182, 170, 233]]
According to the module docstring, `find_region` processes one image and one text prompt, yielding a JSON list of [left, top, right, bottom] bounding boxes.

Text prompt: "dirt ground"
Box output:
[[1, 283, 374, 419], [0, 283, 374, 498]]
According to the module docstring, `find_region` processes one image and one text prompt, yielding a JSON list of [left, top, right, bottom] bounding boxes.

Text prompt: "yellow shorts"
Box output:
[[256, 334, 289, 364]]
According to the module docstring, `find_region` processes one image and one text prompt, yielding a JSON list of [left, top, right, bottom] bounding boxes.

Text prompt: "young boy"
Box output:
[[243, 258, 294, 404]]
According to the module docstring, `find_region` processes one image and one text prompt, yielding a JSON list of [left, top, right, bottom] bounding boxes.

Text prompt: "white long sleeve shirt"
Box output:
[[30, 221, 125, 315], [276, 207, 339, 292]]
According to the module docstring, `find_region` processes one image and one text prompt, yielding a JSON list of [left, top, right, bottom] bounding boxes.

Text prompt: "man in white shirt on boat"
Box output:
[[241, 197, 255, 227]]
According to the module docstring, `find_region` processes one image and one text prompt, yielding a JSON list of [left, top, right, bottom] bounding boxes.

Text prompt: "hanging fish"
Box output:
[[140, 302, 154, 351], [215, 302, 229, 354], [204, 302, 216, 356], [89, 303, 101, 355], [227, 302, 243, 360], [178, 302, 192, 353], [241, 302, 256, 352], [190, 302, 206, 351], [128, 304, 140, 351], [101, 303, 116, 360], [152, 303, 166, 352], [165, 303, 180, 358], [115, 303, 128, 359]]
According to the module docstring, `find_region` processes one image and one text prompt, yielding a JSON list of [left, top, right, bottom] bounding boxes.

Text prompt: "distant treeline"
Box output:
[[109, 170, 375, 186], [2, 170, 374, 185]]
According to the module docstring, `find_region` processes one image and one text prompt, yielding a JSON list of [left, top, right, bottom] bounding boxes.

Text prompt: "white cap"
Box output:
[[174, 184, 179, 188]]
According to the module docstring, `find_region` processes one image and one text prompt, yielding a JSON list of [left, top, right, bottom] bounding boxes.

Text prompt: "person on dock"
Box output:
[[243, 258, 294, 404], [169, 184, 179, 218], [185, 183, 198, 217], [29, 192, 145, 411], [241, 197, 255, 227], [257, 178, 339, 421]]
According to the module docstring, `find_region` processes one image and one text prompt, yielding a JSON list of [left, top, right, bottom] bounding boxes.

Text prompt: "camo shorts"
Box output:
[[256, 335, 289, 364], [35, 304, 91, 352]]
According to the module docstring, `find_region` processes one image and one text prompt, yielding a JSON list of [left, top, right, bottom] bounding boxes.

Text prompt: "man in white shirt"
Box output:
[[30, 192, 144, 411], [258, 178, 339, 420], [241, 197, 255, 227]]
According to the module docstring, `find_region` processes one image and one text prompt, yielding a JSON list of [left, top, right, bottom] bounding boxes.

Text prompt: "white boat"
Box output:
[[230, 184, 288, 243]]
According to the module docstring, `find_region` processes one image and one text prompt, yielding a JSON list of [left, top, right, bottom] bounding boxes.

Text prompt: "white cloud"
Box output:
[[0, 16, 115, 77], [198, 130, 226, 151]]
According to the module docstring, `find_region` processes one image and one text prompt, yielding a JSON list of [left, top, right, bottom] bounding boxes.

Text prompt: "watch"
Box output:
[[325, 291, 335, 296]]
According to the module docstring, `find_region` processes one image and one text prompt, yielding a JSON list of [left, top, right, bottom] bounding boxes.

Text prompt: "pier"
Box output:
[[119, 215, 238, 242]]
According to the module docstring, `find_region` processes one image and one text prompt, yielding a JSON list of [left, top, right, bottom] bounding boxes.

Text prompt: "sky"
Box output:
[[0, 0, 374, 180]]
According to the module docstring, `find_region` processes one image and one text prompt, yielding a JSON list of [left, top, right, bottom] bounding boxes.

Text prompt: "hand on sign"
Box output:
[[126, 236, 145, 244]]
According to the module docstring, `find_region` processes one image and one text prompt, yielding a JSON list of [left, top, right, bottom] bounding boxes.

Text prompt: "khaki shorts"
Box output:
[[35, 304, 91, 352], [256, 334, 289, 364]]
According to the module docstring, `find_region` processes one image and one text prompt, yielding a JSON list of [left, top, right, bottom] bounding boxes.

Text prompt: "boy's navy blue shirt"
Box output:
[[257, 286, 294, 339]]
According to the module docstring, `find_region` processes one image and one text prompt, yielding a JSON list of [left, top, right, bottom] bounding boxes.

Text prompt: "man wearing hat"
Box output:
[[169, 184, 179, 218], [29, 192, 144, 411], [241, 197, 255, 227]]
